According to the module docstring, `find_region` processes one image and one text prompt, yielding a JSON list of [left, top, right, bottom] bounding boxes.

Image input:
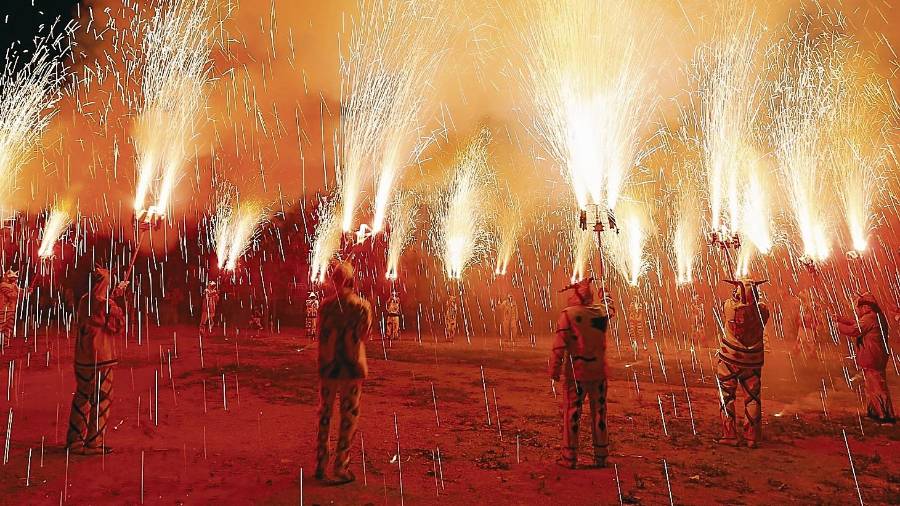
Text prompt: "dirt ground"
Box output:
[[1, 325, 898, 505]]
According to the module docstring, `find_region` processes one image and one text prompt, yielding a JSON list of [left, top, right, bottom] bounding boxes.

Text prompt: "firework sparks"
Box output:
[[386, 192, 417, 280], [38, 200, 74, 259], [133, 0, 212, 216], [672, 176, 700, 285], [340, 0, 447, 233], [0, 25, 70, 214], [569, 223, 595, 283], [606, 202, 649, 286], [213, 187, 268, 272], [310, 199, 342, 284], [515, 0, 656, 211], [494, 194, 522, 276], [434, 129, 493, 280], [771, 15, 849, 263]]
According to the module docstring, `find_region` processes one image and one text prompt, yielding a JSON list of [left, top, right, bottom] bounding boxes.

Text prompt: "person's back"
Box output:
[[555, 303, 610, 381], [318, 292, 372, 379]]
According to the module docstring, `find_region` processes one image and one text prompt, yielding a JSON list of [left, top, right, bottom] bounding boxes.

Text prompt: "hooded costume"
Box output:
[[550, 278, 615, 468], [837, 293, 895, 424], [0, 270, 24, 338], [66, 266, 126, 454], [385, 293, 401, 340], [716, 278, 770, 447], [200, 281, 219, 336], [306, 291, 319, 340]]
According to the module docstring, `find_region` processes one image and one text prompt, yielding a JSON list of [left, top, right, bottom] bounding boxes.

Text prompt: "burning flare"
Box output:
[[133, 0, 212, 216], [310, 199, 342, 284], [434, 129, 493, 280], [494, 195, 522, 276], [386, 192, 417, 280], [38, 200, 74, 259], [214, 191, 267, 272], [605, 202, 649, 286], [515, 0, 656, 210]]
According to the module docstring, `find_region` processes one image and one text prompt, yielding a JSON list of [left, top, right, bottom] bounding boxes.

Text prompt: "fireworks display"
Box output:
[[1, 1, 900, 504], [132, 0, 212, 216], [434, 129, 493, 280]]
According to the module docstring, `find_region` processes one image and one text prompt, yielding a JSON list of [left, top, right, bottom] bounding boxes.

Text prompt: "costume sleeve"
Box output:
[[835, 316, 859, 337], [550, 311, 570, 379], [358, 301, 373, 342]]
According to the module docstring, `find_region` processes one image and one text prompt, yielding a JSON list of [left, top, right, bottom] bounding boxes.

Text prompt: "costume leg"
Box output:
[[84, 367, 114, 449], [740, 368, 762, 444], [716, 360, 739, 443], [316, 380, 338, 475], [66, 367, 94, 448], [863, 368, 896, 422], [334, 380, 362, 473], [588, 380, 609, 463], [561, 379, 586, 465]]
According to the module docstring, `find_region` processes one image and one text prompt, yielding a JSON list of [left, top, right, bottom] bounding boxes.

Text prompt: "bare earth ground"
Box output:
[[1, 325, 898, 505]]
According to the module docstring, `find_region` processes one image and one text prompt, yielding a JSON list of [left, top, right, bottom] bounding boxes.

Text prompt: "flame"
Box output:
[[515, 0, 656, 211], [434, 129, 493, 280], [494, 195, 522, 276], [38, 200, 74, 259], [310, 200, 342, 284], [385, 191, 417, 279]]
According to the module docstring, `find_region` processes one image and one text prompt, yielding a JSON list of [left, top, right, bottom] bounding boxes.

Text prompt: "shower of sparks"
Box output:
[[214, 189, 268, 271], [770, 15, 850, 263], [672, 173, 700, 285], [433, 129, 494, 280], [339, 0, 447, 233], [568, 223, 595, 283], [693, 11, 766, 237], [310, 199, 342, 284], [494, 194, 523, 275], [0, 24, 71, 214], [369, 1, 449, 234], [606, 201, 649, 286], [37, 200, 74, 259], [514, 0, 657, 211], [829, 61, 895, 253], [133, 0, 212, 216], [386, 191, 418, 279]]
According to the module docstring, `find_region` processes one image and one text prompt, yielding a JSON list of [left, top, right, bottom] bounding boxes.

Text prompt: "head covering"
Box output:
[[559, 277, 594, 305], [92, 265, 112, 299], [330, 261, 355, 291], [723, 278, 768, 304], [3, 269, 18, 281], [208, 281, 217, 288], [856, 292, 880, 310]]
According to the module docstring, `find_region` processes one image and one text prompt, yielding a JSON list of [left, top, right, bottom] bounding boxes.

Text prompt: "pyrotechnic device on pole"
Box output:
[[578, 204, 619, 279], [125, 207, 165, 281]]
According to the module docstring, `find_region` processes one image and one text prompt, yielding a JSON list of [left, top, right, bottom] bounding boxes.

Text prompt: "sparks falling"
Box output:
[[494, 195, 522, 276], [672, 175, 700, 285], [133, 0, 212, 216], [310, 199, 342, 284], [0, 25, 70, 215], [606, 202, 649, 286], [434, 129, 493, 280], [37, 200, 74, 259], [515, 0, 656, 211], [386, 192, 417, 280]]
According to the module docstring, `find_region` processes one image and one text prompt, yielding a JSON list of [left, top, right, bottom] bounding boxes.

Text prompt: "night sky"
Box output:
[[0, 0, 80, 62]]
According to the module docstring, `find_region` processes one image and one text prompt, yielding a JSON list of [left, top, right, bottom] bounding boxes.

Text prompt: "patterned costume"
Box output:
[[306, 293, 319, 340], [627, 301, 647, 350], [385, 294, 400, 341], [199, 282, 219, 336], [66, 267, 127, 455], [445, 295, 459, 341], [316, 262, 372, 484], [836, 294, 895, 424], [0, 270, 24, 339], [716, 279, 770, 447], [500, 295, 518, 342], [691, 295, 706, 346], [550, 278, 615, 468]]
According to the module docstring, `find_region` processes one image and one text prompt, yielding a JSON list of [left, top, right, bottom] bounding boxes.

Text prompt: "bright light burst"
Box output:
[[434, 129, 493, 280], [515, 0, 656, 211], [0, 24, 70, 213], [494, 194, 522, 275], [770, 16, 849, 263], [310, 199, 343, 284], [38, 200, 74, 259], [340, 0, 446, 233], [213, 188, 267, 271], [568, 223, 595, 283], [386, 191, 417, 279], [605, 202, 649, 286], [133, 0, 212, 216], [693, 12, 765, 236], [672, 170, 700, 285]]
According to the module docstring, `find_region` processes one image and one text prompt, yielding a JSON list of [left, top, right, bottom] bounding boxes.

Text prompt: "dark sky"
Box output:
[[0, 0, 80, 61]]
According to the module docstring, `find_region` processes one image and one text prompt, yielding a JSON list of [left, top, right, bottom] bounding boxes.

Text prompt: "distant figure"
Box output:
[[385, 292, 401, 341], [500, 294, 519, 342], [627, 300, 647, 350], [315, 262, 373, 484], [550, 278, 615, 469], [691, 293, 706, 347], [0, 269, 27, 340], [445, 294, 459, 341], [66, 266, 128, 455], [306, 291, 319, 340], [717, 279, 770, 448], [836, 293, 895, 425], [248, 305, 265, 334], [199, 281, 219, 337]]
